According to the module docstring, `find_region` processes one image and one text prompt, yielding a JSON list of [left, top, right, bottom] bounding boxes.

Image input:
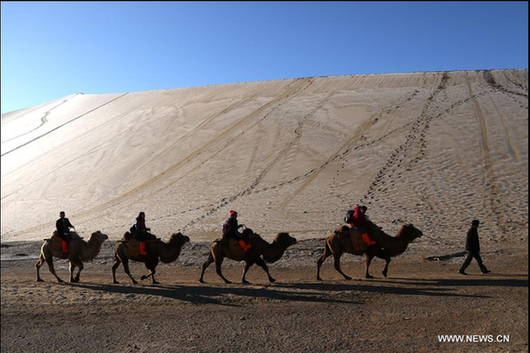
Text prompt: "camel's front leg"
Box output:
[[69, 261, 77, 282], [382, 257, 391, 278], [141, 265, 159, 285], [150, 268, 159, 285], [241, 260, 255, 284], [255, 257, 276, 283], [72, 257, 84, 282], [364, 253, 374, 279]]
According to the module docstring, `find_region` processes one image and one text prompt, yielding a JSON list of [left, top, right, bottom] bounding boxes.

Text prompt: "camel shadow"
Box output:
[[273, 280, 491, 299], [70, 282, 361, 306], [366, 276, 528, 288]]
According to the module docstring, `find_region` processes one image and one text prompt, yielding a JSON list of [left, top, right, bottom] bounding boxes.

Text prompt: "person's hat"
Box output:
[[230, 210, 238, 217]]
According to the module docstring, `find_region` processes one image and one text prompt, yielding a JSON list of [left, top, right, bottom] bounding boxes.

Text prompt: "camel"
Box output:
[[36, 231, 109, 283], [199, 230, 297, 284], [316, 222, 423, 280], [112, 232, 190, 284]]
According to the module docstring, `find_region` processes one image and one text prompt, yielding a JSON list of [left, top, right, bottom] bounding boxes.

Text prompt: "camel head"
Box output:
[[397, 224, 423, 242], [274, 232, 297, 247], [90, 231, 109, 243], [169, 232, 190, 246]]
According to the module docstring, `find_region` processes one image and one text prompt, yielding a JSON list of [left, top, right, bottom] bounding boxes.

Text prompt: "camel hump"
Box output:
[[69, 232, 83, 240], [335, 225, 350, 234]]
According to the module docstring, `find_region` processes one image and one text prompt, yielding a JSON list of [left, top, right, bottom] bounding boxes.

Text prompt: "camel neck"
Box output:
[[262, 240, 287, 263], [158, 240, 183, 263], [374, 228, 411, 256], [80, 240, 104, 262]]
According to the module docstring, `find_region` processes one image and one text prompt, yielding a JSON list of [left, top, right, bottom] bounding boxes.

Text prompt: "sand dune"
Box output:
[[1, 69, 528, 248]]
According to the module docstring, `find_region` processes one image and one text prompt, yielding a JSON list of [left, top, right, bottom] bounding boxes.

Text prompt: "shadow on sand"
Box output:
[[62, 273, 525, 305], [69, 282, 361, 307], [359, 276, 528, 288]]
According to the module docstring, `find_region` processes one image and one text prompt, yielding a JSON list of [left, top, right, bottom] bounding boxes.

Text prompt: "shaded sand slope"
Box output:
[[1, 70, 528, 249]]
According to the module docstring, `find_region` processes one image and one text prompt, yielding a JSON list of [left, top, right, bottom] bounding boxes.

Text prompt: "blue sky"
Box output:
[[1, 1, 528, 114]]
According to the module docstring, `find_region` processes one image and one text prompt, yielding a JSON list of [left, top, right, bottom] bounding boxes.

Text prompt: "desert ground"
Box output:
[[1, 238, 528, 352], [1, 69, 528, 351]]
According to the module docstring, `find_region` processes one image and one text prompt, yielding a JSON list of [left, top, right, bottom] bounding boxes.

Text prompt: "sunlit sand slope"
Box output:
[[1, 69, 527, 246]]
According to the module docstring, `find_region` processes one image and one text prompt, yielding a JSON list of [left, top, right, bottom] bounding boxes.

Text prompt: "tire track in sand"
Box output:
[[483, 70, 528, 110], [9, 79, 315, 237], [1, 93, 129, 157], [2, 93, 82, 144], [466, 77, 507, 233], [180, 86, 336, 230], [488, 95, 520, 163]]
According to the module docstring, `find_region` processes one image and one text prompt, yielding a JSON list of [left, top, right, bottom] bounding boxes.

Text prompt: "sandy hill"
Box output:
[[1, 69, 528, 249]]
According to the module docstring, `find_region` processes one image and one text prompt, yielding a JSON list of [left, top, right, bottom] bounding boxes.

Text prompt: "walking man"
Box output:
[[459, 220, 491, 275]]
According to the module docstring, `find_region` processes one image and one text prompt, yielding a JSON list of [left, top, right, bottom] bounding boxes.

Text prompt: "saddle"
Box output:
[[228, 238, 246, 258], [125, 238, 141, 258], [47, 231, 80, 257], [336, 226, 368, 252], [49, 235, 66, 255], [124, 237, 158, 258]]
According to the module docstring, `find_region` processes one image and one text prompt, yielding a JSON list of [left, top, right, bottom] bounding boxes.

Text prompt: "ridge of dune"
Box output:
[[1, 69, 528, 248]]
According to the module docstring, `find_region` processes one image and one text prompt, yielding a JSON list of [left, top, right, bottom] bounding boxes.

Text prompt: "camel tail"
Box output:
[[325, 238, 332, 255], [325, 235, 336, 256]]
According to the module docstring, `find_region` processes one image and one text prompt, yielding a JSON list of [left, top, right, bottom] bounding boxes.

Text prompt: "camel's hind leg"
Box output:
[[35, 254, 46, 282], [333, 252, 351, 280], [255, 257, 276, 283], [121, 257, 138, 284], [112, 256, 122, 284], [44, 254, 64, 283], [215, 256, 231, 284], [316, 241, 333, 281], [199, 251, 214, 283]]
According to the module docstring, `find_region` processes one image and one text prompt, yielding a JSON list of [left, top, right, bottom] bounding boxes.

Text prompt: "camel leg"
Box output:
[[45, 255, 64, 283], [215, 256, 232, 284], [199, 252, 214, 283], [69, 261, 77, 282], [241, 260, 255, 284], [364, 253, 375, 279], [255, 257, 276, 283], [140, 272, 152, 280], [333, 252, 351, 280], [121, 258, 138, 284], [316, 242, 332, 281], [151, 268, 159, 285], [112, 256, 122, 284], [35, 254, 46, 282], [382, 257, 391, 278], [141, 265, 159, 285], [72, 257, 84, 282]]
